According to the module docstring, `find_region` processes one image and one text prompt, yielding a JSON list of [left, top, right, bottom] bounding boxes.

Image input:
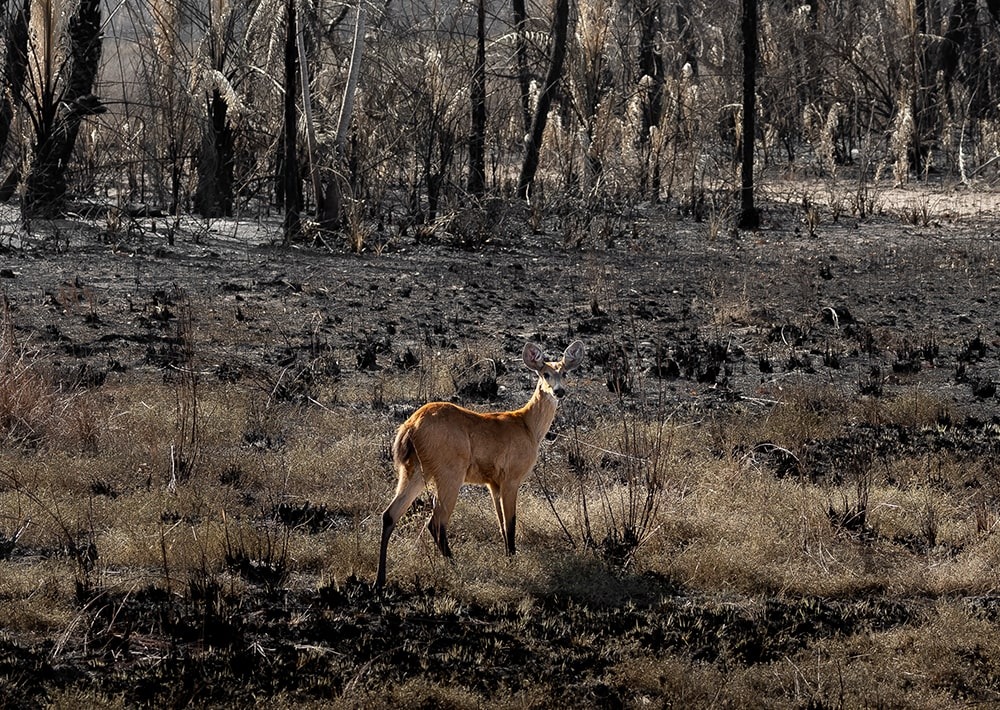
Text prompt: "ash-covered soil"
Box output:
[[4, 197, 1000, 417]]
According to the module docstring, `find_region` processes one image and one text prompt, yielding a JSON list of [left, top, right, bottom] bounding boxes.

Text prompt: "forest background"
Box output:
[[3, 0, 1000, 234]]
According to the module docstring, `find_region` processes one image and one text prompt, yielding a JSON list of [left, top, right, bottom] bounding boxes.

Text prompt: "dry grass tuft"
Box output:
[[0, 297, 62, 447]]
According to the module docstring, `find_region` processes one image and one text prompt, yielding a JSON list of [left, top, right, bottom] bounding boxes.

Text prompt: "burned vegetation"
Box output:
[[3, 0, 1000, 705]]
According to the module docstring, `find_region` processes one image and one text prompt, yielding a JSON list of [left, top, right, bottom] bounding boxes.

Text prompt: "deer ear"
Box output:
[[522, 342, 546, 371], [562, 340, 585, 371]]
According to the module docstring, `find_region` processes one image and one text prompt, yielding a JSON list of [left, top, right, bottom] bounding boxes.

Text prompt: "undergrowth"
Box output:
[[0, 307, 998, 707]]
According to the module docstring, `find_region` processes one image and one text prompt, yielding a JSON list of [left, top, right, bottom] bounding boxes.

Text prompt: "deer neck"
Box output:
[[518, 382, 559, 445]]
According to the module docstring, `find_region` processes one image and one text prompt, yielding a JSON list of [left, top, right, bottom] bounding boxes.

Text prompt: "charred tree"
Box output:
[[512, 0, 532, 134], [634, 0, 665, 198], [298, 15, 337, 234], [738, 0, 759, 229], [468, 0, 487, 196], [282, 0, 301, 245], [636, 0, 664, 138], [0, 0, 31, 175], [23, 0, 104, 217], [0, 0, 30, 200], [326, 0, 367, 231], [193, 87, 235, 217], [675, 1, 697, 77], [517, 0, 570, 201], [192, 3, 244, 219]]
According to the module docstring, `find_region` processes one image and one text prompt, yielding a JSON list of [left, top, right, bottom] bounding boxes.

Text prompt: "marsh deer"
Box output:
[[375, 340, 585, 590]]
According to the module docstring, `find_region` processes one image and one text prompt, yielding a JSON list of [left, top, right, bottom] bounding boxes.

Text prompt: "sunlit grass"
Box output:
[[2, 364, 994, 604]]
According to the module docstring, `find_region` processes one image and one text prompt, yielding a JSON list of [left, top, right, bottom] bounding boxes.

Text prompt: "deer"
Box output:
[[375, 340, 585, 590]]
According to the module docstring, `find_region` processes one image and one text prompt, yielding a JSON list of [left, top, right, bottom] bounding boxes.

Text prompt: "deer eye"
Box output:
[[543, 372, 552, 380]]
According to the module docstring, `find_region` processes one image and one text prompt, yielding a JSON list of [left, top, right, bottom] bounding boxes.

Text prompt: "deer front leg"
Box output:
[[487, 483, 506, 544], [499, 483, 519, 556]]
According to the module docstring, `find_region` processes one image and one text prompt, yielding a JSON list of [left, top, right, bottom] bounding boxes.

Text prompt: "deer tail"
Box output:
[[392, 423, 417, 474]]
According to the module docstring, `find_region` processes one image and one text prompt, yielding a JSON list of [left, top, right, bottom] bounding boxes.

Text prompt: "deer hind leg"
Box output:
[[375, 466, 425, 590]]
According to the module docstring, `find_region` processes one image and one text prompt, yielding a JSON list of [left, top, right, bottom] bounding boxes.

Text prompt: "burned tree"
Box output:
[[22, 0, 105, 217], [517, 0, 570, 201], [738, 0, 759, 229], [468, 0, 487, 196], [0, 0, 31, 200]]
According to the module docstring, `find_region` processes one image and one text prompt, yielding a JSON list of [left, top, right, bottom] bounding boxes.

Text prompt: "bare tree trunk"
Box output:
[[323, 0, 367, 228], [635, 0, 664, 199], [282, 0, 301, 245], [468, 0, 487, 196], [0, 0, 30, 200], [336, 1, 366, 156], [23, 0, 104, 217], [908, 0, 930, 179], [0, 0, 29, 156], [193, 88, 234, 217], [512, 0, 532, 134], [738, 0, 759, 229], [295, 17, 331, 230], [425, 129, 454, 223], [637, 0, 664, 137], [517, 0, 570, 201]]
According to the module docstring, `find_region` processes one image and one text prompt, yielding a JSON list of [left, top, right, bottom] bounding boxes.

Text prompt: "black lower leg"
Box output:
[[375, 513, 395, 590], [505, 515, 516, 556], [428, 519, 452, 558]]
